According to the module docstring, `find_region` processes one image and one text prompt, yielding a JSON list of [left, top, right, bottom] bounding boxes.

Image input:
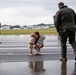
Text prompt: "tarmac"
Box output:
[[0, 35, 76, 75]]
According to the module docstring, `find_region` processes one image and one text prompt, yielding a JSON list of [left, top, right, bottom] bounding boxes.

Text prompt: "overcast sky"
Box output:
[[0, 0, 76, 26]]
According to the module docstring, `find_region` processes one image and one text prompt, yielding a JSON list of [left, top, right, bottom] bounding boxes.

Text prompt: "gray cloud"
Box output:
[[0, 0, 50, 8], [0, 0, 76, 12], [0, 0, 76, 25], [0, 0, 76, 10]]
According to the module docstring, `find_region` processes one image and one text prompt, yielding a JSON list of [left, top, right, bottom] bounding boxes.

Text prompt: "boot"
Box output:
[[59, 57, 67, 61], [74, 51, 76, 60]]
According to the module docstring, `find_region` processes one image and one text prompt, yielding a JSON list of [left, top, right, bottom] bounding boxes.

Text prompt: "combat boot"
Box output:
[[59, 57, 67, 61], [74, 51, 76, 60]]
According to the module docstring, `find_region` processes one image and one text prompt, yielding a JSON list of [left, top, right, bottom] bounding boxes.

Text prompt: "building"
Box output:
[[1, 25, 10, 30]]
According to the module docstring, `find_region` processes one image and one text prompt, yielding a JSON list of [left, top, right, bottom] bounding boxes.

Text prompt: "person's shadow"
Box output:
[[28, 61, 46, 72]]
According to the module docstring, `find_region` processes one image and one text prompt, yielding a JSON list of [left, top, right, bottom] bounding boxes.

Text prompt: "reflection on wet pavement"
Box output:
[[71, 62, 76, 75], [0, 60, 76, 75], [61, 61, 76, 75], [28, 61, 46, 72], [61, 61, 67, 75]]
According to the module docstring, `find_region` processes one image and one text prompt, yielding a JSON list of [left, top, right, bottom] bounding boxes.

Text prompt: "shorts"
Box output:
[[28, 44, 34, 48]]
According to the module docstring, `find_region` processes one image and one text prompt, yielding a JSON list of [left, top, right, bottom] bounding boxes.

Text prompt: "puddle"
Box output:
[[0, 60, 76, 75]]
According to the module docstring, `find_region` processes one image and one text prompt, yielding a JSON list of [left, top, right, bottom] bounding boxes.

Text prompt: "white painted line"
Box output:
[[0, 52, 74, 55], [0, 47, 72, 49]]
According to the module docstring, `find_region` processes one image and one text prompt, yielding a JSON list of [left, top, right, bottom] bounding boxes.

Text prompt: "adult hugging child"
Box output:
[[28, 31, 45, 55]]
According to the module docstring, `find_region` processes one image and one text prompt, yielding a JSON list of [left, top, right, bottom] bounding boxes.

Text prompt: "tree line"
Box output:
[[1, 23, 54, 29]]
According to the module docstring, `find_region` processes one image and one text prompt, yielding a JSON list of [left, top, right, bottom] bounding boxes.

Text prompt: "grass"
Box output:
[[0, 28, 57, 35]]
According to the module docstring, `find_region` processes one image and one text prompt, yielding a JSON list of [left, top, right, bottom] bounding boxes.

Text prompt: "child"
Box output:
[[28, 33, 36, 55]]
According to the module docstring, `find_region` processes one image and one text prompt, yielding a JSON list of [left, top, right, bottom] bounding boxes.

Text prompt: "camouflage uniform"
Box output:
[[54, 6, 76, 58]]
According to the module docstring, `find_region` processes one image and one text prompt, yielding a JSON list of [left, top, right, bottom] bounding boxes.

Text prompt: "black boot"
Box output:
[[59, 57, 67, 61], [74, 51, 76, 60]]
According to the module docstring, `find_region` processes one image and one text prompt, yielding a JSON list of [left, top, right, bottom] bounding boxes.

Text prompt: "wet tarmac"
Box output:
[[0, 35, 76, 75], [0, 35, 74, 54], [0, 60, 76, 75]]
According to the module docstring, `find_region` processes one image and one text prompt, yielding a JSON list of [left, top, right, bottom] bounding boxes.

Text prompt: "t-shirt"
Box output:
[[29, 37, 35, 44]]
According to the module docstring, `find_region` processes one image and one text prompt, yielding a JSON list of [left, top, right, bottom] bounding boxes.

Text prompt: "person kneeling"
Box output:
[[28, 32, 45, 55]]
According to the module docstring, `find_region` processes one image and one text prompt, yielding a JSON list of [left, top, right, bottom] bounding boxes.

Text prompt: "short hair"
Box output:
[[58, 2, 64, 6]]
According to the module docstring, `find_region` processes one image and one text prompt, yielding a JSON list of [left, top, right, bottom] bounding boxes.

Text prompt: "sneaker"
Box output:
[[59, 57, 67, 61]]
